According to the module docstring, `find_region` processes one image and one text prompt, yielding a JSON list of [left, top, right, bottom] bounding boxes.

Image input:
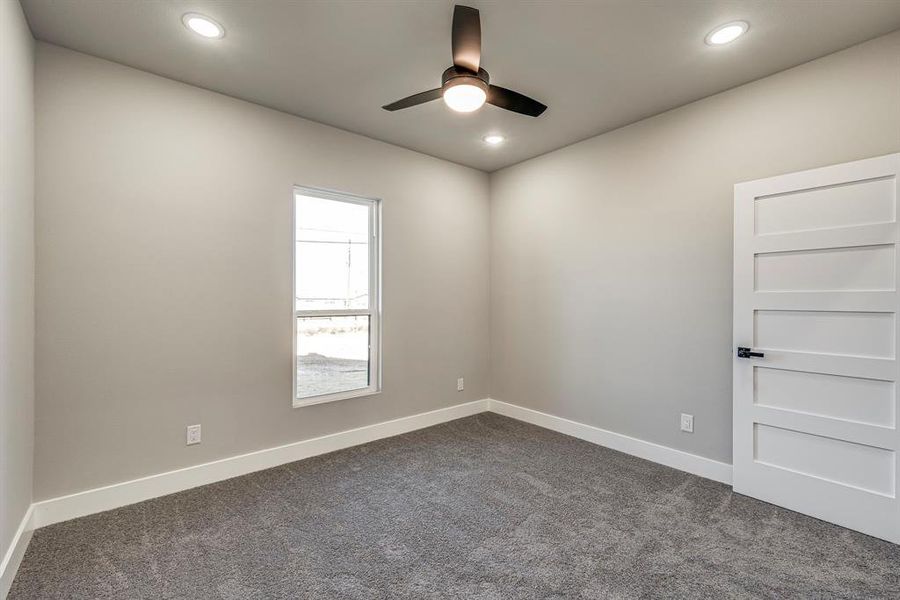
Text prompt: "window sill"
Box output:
[[293, 387, 381, 409]]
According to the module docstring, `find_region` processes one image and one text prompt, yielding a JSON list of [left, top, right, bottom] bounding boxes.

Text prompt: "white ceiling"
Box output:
[[21, 0, 900, 172]]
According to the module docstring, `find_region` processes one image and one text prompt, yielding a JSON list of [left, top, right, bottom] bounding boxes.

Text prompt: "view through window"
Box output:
[[294, 189, 380, 404]]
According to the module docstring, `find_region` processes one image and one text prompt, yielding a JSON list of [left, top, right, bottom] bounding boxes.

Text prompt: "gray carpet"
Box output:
[[9, 413, 900, 599]]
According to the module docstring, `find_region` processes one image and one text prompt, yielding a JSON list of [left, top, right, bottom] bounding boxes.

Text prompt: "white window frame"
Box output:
[[292, 185, 382, 408]]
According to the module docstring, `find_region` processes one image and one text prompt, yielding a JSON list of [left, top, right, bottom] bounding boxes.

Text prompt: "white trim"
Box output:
[[26, 398, 735, 538], [294, 308, 372, 318], [0, 505, 34, 599], [32, 399, 489, 529], [488, 399, 734, 485], [293, 388, 381, 409]]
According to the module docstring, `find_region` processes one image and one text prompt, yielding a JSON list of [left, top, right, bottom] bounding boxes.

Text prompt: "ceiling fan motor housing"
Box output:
[[441, 66, 489, 95]]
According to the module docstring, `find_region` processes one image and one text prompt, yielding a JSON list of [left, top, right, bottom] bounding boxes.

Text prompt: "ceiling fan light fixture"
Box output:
[[443, 79, 487, 113], [381, 5, 547, 117]]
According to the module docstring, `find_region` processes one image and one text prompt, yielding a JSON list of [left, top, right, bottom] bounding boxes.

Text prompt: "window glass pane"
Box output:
[[295, 194, 369, 310], [296, 316, 369, 399]]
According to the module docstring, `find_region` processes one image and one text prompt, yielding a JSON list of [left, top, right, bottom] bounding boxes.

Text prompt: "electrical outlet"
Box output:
[[457, 377, 464, 391], [680, 413, 694, 433], [186, 424, 202, 445]]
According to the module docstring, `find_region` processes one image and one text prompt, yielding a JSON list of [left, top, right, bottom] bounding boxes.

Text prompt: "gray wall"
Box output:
[[490, 32, 900, 465], [0, 0, 35, 561], [34, 44, 490, 501], [30, 29, 900, 502]]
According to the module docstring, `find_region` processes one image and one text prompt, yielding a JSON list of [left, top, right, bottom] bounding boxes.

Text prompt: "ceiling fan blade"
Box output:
[[451, 5, 481, 73], [382, 88, 442, 111], [487, 85, 547, 117]]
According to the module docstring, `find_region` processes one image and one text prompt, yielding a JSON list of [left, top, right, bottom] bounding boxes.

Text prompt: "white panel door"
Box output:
[[733, 153, 900, 544]]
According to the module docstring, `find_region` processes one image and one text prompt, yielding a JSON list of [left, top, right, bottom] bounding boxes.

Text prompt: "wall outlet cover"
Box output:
[[186, 424, 202, 445], [680, 414, 694, 433], [457, 378, 464, 391]]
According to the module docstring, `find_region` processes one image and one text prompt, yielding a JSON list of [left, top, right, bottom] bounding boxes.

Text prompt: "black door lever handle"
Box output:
[[737, 347, 764, 359]]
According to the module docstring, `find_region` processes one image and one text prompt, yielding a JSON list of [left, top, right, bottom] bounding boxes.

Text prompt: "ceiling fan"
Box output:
[[382, 5, 547, 117]]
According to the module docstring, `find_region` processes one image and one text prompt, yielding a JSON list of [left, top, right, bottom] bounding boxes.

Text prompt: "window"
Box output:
[[293, 187, 380, 407]]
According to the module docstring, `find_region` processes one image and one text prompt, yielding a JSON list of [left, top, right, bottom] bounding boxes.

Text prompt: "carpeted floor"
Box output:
[[9, 413, 900, 599]]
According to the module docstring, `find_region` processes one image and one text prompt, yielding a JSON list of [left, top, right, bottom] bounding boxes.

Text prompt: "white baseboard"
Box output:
[[6, 397, 735, 591], [30, 396, 732, 533], [0, 505, 34, 599], [488, 399, 733, 485], [32, 399, 490, 529]]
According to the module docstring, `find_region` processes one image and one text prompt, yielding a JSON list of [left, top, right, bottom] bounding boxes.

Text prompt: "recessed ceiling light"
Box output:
[[182, 13, 225, 39], [483, 134, 505, 145], [705, 21, 749, 45]]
